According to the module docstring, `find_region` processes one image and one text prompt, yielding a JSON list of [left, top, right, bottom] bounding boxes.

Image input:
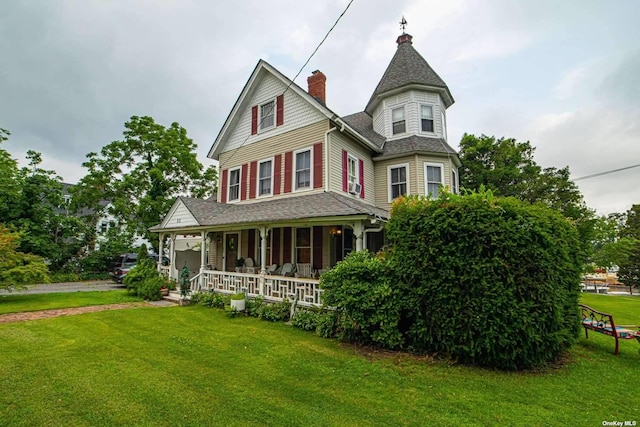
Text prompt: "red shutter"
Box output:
[[313, 226, 323, 270], [359, 159, 365, 198], [251, 106, 258, 135], [221, 169, 228, 203], [249, 161, 257, 199], [241, 164, 248, 201], [283, 227, 292, 263], [284, 151, 293, 193], [273, 154, 282, 195], [272, 228, 281, 265], [342, 150, 348, 192], [276, 95, 284, 126], [313, 142, 323, 189]]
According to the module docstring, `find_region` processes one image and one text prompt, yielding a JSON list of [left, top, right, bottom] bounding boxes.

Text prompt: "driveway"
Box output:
[[0, 280, 124, 295]]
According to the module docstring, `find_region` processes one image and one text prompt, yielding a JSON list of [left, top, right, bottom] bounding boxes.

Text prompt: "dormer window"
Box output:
[[392, 107, 406, 135], [260, 100, 275, 131], [420, 105, 434, 133]]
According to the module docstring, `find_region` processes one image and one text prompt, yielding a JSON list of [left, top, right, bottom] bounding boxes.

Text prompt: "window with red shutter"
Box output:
[[251, 106, 258, 135]]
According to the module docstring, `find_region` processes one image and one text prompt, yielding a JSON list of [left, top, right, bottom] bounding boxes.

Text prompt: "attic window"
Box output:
[[392, 107, 406, 135], [420, 105, 434, 132], [260, 100, 275, 130]]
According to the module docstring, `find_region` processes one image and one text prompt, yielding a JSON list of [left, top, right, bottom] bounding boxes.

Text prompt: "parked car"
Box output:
[[109, 253, 169, 284]]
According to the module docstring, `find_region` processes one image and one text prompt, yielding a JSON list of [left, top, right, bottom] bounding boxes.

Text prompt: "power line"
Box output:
[[572, 163, 640, 182], [220, 0, 355, 169]]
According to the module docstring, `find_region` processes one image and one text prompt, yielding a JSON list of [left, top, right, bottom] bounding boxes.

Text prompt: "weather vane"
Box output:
[[400, 16, 407, 33]]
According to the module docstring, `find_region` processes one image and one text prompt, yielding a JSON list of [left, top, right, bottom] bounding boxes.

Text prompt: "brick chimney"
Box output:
[[396, 33, 413, 45], [307, 70, 326, 104]]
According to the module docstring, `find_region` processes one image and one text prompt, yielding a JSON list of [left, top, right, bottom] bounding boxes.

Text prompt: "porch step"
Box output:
[[163, 290, 191, 305]]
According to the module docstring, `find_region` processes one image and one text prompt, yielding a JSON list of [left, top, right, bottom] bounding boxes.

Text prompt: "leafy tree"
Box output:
[[72, 116, 217, 252], [459, 134, 595, 263], [12, 151, 87, 270], [0, 225, 50, 291], [590, 213, 636, 269], [618, 204, 640, 288], [0, 128, 21, 220]]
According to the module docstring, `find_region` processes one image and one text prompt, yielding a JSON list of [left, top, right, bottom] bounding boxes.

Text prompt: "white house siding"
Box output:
[[371, 90, 446, 141], [217, 120, 330, 203], [373, 155, 418, 212], [225, 73, 327, 153], [164, 201, 198, 228], [327, 129, 375, 205]]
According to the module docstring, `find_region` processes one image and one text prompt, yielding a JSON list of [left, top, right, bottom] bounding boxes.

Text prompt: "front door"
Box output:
[[225, 232, 239, 271]]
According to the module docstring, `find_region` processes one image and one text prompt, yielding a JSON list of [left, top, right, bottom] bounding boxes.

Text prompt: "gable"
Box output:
[[159, 199, 199, 229], [224, 73, 326, 153]]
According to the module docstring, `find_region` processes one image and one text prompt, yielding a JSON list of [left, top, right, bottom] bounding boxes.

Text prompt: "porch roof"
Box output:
[[152, 192, 389, 231]]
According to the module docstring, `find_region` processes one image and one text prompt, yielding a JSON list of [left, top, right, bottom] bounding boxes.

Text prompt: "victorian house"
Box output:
[[152, 30, 460, 305]]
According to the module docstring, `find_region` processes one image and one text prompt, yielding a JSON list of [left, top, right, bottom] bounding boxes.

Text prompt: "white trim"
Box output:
[[257, 157, 274, 198], [424, 162, 445, 198], [391, 105, 407, 136], [258, 97, 276, 133], [293, 146, 313, 192], [451, 168, 459, 194], [387, 163, 410, 203], [419, 104, 436, 135], [347, 154, 360, 195], [227, 166, 242, 203]]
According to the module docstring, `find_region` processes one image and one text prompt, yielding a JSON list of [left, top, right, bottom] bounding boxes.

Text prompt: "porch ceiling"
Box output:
[[151, 192, 389, 232]]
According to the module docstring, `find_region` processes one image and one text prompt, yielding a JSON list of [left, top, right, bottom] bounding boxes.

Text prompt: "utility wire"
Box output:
[[572, 163, 640, 182], [220, 0, 355, 169]]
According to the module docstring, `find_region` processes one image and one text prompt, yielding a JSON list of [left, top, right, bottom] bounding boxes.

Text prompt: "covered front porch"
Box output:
[[151, 193, 389, 307]]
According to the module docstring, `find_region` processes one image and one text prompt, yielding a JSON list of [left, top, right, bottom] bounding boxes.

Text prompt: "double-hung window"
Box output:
[[425, 163, 444, 198], [421, 105, 434, 132], [392, 107, 406, 135], [348, 155, 357, 187], [451, 169, 459, 194], [228, 167, 241, 202], [258, 159, 272, 197], [260, 100, 275, 131], [295, 149, 311, 190], [388, 164, 408, 202]]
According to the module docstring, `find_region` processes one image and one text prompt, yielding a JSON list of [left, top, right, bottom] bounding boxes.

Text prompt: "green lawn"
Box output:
[[0, 291, 142, 315], [0, 292, 638, 426]]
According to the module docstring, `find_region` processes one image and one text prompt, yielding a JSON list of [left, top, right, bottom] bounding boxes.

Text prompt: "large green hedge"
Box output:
[[321, 190, 583, 370], [386, 191, 582, 370]]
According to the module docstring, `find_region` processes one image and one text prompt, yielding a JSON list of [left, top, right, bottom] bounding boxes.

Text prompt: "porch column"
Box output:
[[259, 226, 269, 274], [169, 233, 176, 280], [157, 233, 164, 272], [199, 231, 207, 288], [353, 221, 364, 251]]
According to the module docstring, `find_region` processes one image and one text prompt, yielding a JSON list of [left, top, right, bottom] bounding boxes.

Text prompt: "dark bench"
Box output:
[[579, 304, 640, 355]]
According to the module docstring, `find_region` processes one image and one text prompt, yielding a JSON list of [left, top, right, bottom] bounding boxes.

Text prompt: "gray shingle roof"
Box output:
[[365, 35, 454, 114], [381, 135, 457, 157], [153, 192, 389, 231], [341, 112, 385, 149]]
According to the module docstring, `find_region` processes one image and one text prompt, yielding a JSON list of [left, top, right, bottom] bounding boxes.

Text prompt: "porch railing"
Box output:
[[188, 270, 324, 308]]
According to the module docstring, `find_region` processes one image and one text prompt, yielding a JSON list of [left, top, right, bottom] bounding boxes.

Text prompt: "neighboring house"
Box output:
[[60, 184, 149, 251], [152, 30, 461, 296]]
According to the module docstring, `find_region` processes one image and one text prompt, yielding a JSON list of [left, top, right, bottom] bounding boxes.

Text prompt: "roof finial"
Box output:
[[400, 16, 407, 34]]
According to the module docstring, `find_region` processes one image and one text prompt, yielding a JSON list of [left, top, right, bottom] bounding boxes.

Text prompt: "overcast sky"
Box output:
[[2, 0, 639, 215]]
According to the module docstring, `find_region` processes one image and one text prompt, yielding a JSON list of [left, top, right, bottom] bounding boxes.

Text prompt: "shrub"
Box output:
[[315, 311, 339, 338], [193, 291, 229, 308], [320, 250, 403, 348], [386, 191, 582, 370], [291, 309, 320, 331], [123, 254, 166, 301], [255, 300, 291, 322]]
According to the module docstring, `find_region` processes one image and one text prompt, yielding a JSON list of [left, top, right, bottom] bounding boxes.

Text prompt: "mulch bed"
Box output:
[[0, 302, 149, 324]]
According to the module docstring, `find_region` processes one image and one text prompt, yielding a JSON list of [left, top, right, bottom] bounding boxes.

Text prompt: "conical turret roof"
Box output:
[[365, 33, 454, 114]]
